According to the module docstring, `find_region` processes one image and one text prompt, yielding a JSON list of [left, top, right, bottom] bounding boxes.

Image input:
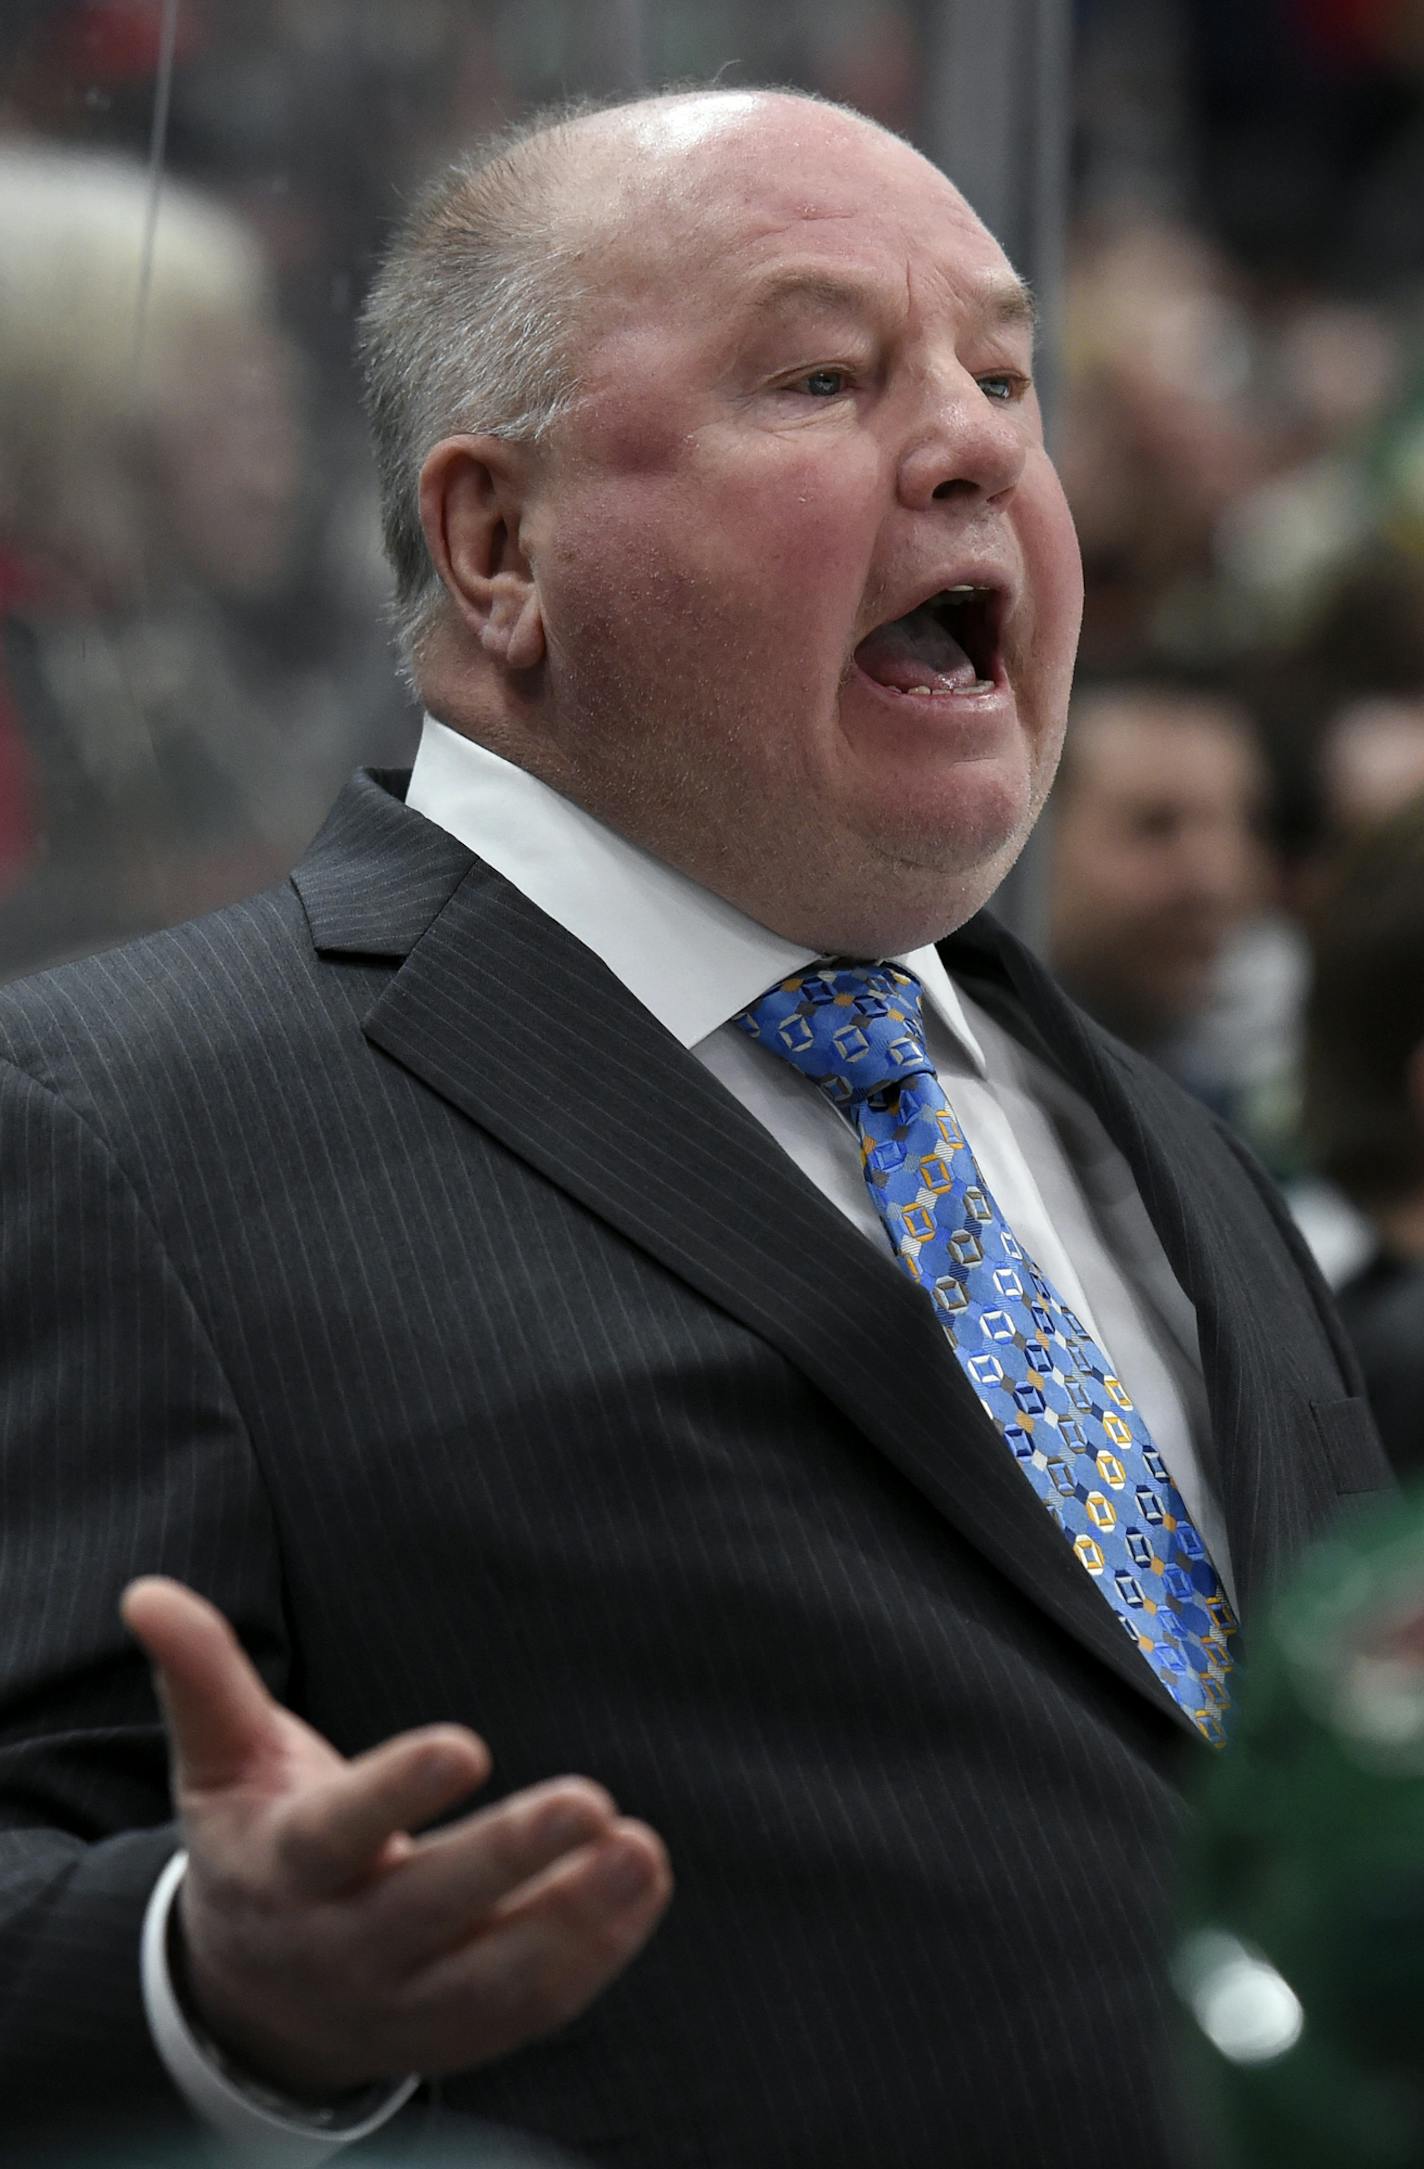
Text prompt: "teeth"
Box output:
[[893, 678, 996, 698]]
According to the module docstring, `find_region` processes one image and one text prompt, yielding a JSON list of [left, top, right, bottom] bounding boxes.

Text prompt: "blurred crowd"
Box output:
[[1053, 0, 1424, 1471], [2, 0, 1424, 1461]]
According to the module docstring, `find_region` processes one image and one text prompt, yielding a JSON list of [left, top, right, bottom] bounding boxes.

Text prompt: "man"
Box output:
[[1046, 678, 1269, 1111], [0, 87, 1390, 2167]]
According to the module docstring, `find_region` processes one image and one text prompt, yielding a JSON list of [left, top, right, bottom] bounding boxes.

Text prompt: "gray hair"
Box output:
[[356, 99, 611, 681]]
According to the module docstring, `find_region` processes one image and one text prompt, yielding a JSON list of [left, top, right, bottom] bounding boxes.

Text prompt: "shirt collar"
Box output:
[[406, 714, 987, 1074]]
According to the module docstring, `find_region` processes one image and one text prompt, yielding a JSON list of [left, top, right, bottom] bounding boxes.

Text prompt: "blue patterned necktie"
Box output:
[[737, 959, 1239, 1744]]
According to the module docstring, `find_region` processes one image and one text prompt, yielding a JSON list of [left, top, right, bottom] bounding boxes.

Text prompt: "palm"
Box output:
[[122, 1576, 671, 2098]]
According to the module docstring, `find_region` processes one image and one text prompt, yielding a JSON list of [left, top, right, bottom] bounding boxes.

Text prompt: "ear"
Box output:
[[418, 434, 545, 671]]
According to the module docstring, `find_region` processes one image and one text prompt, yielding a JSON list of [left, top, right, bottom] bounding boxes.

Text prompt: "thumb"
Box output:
[[122, 1576, 284, 1795]]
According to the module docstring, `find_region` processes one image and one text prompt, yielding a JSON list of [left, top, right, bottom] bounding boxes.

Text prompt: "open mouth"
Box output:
[[853, 586, 1004, 698]]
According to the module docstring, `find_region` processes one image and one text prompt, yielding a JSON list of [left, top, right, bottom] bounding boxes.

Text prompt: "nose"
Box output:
[[897, 372, 1029, 510]]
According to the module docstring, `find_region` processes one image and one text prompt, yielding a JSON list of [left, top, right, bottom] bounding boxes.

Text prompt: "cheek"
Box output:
[[709, 444, 878, 580], [564, 407, 881, 617], [1020, 462, 1085, 652]]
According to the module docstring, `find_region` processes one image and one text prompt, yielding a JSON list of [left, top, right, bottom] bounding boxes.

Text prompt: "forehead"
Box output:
[[1074, 702, 1258, 792], [583, 99, 1020, 330]]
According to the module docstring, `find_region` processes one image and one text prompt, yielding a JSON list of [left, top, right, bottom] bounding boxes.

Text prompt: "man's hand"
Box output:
[[122, 1577, 672, 2099]]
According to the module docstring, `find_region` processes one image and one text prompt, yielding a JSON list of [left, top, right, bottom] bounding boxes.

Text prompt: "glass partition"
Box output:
[[0, 0, 961, 978]]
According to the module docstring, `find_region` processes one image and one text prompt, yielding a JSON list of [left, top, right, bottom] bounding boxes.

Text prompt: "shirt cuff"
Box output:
[[141, 1850, 418, 2165]]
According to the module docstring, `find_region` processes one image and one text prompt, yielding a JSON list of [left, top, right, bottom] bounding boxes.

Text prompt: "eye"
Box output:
[[793, 367, 853, 398], [978, 371, 1028, 404]]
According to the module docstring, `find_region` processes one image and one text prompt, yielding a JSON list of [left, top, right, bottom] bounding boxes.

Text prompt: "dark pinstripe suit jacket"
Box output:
[[0, 770, 1393, 2166]]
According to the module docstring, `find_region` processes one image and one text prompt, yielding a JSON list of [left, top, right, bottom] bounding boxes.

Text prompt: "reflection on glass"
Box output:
[[0, 0, 954, 981]]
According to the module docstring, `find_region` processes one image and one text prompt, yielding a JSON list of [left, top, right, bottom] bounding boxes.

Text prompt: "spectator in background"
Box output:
[[1282, 686, 1424, 1259], [1303, 790, 1424, 1476], [1228, 554, 1424, 1225], [1046, 678, 1269, 1115], [0, 146, 390, 980], [1058, 219, 1268, 675]]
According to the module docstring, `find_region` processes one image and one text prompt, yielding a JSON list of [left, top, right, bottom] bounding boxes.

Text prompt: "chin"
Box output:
[[887, 745, 1037, 847], [860, 809, 1034, 938], [803, 849, 1025, 960]]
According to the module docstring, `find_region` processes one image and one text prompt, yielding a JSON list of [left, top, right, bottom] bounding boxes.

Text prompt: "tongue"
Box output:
[[855, 604, 977, 693]]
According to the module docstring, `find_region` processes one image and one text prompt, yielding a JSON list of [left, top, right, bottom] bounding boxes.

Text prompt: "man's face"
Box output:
[[515, 95, 1084, 954], [1047, 696, 1267, 1045]]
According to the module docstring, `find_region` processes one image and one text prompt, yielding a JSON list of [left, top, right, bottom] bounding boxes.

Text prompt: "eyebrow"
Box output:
[[739, 265, 1038, 338], [984, 277, 1038, 334]]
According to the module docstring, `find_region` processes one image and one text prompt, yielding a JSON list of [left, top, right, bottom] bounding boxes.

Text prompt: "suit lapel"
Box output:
[[295, 776, 1196, 1736]]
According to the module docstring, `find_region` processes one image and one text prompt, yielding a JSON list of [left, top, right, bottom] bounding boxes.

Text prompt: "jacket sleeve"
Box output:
[[0, 1051, 286, 2148]]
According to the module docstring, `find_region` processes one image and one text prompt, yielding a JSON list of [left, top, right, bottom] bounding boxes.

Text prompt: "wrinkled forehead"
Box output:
[[566, 95, 1014, 328]]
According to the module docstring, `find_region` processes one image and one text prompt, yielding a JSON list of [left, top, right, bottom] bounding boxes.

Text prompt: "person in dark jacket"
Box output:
[[0, 86, 1393, 2168]]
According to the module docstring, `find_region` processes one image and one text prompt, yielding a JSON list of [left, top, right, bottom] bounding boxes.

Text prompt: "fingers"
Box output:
[[122, 1577, 284, 1793], [362, 1776, 618, 1970], [123, 1580, 495, 1897], [396, 1819, 672, 2071], [275, 1726, 493, 1899], [121, 1580, 675, 2089]]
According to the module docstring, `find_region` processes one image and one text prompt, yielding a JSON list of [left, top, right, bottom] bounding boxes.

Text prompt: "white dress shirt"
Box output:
[[146, 713, 1231, 2158]]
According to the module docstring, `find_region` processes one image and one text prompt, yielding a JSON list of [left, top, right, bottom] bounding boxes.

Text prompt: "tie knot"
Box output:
[[737, 961, 934, 1104]]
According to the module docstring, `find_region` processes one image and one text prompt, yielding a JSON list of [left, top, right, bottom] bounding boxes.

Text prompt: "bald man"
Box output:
[[0, 88, 1387, 2168]]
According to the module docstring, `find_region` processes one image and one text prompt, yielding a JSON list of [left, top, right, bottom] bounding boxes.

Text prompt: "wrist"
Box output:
[[170, 1881, 395, 2122]]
